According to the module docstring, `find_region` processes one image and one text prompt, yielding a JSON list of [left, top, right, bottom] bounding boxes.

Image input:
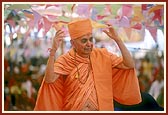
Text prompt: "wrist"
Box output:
[[49, 48, 56, 56], [114, 37, 122, 43]]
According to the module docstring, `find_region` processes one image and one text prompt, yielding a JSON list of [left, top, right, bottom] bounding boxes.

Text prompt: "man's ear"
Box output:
[[70, 40, 76, 52], [70, 40, 73, 45], [70, 40, 74, 47]]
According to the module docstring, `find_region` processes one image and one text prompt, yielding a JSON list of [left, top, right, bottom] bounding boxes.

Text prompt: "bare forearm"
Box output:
[[44, 55, 55, 83], [115, 39, 135, 68], [44, 50, 58, 83], [103, 25, 135, 68], [44, 29, 65, 83]]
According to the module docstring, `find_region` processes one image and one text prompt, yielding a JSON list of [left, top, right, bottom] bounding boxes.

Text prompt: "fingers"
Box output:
[[52, 24, 66, 50], [106, 24, 115, 31], [102, 30, 108, 35], [106, 25, 118, 37], [53, 23, 65, 38], [54, 30, 65, 40], [53, 23, 61, 31], [56, 30, 64, 36], [107, 24, 113, 28], [102, 25, 119, 40]]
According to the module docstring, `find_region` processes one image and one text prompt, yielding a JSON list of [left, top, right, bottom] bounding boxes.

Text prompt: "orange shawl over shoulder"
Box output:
[[34, 48, 142, 111]]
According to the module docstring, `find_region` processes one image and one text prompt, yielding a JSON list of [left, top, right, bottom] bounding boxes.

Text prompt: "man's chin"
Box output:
[[85, 48, 92, 51], [85, 49, 92, 53], [84, 52, 92, 56]]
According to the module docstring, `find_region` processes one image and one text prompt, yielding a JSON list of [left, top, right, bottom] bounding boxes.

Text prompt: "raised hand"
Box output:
[[103, 25, 120, 42], [52, 29, 65, 50]]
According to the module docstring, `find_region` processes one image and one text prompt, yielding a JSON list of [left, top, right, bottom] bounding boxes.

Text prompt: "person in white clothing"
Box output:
[[148, 71, 164, 100]]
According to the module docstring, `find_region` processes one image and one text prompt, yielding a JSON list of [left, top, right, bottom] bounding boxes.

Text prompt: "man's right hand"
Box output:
[[52, 25, 65, 50]]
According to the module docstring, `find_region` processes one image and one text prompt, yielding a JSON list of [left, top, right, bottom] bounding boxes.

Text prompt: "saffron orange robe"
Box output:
[[34, 48, 142, 111]]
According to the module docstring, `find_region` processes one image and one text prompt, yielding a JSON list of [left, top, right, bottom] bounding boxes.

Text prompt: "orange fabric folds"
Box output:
[[34, 77, 64, 110], [68, 18, 92, 39], [90, 48, 141, 110], [112, 68, 142, 105], [34, 48, 142, 111]]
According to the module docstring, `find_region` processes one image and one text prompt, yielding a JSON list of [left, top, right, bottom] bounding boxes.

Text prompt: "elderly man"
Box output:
[[34, 18, 142, 111]]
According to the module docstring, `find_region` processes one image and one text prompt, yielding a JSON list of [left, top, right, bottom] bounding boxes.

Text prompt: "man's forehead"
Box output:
[[77, 33, 93, 40]]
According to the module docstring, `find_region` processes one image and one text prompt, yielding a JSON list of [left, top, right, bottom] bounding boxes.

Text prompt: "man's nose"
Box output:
[[86, 41, 92, 46]]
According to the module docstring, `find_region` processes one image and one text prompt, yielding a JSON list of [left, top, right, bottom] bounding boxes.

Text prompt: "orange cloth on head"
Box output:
[[68, 18, 92, 39], [34, 48, 142, 111]]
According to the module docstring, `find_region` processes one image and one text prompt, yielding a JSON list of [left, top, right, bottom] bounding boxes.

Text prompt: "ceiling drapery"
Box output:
[[4, 3, 164, 43]]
